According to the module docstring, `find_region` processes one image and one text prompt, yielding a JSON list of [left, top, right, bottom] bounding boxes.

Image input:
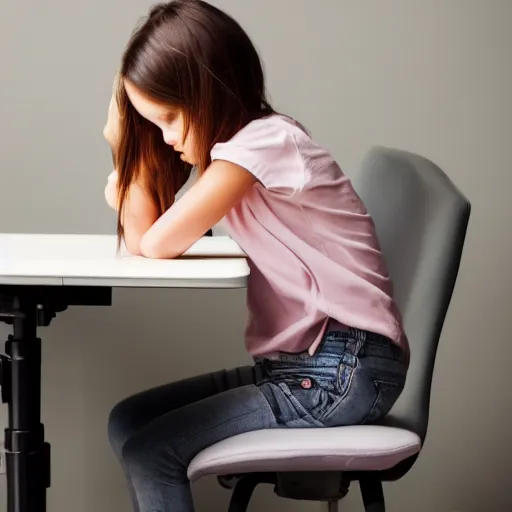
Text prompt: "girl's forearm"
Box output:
[[103, 81, 157, 255], [121, 184, 159, 256]]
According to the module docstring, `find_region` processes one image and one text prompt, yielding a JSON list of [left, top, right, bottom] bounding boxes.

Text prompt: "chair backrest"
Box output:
[[351, 147, 471, 442]]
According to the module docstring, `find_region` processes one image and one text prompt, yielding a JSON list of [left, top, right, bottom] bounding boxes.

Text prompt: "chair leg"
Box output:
[[227, 475, 260, 512], [359, 475, 385, 512]]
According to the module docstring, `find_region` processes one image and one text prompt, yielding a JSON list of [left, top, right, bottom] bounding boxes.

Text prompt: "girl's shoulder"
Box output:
[[210, 114, 337, 193], [231, 113, 312, 144], [210, 114, 304, 192]]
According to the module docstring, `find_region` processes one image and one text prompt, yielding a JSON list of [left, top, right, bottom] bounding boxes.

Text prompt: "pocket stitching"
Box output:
[[317, 359, 359, 422], [361, 379, 403, 425], [277, 382, 324, 427], [337, 358, 358, 400]]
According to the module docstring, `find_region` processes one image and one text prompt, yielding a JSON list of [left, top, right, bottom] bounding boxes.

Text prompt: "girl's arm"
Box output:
[[121, 182, 160, 256], [102, 79, 253, 258], [103, 83, 159, 255], [104, 170, 159, 256], [140, 160, 256, 259]]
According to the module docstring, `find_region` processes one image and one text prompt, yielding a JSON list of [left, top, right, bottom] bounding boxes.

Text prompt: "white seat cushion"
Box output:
[[188, 425, 421, 482]]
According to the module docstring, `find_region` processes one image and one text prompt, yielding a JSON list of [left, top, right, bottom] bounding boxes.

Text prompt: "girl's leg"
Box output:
[[118, 381, 278, 512], [108, 366, 264, 512], [107, 324, 408, 512], [108, 365, 289, 512], [108, 366, 260, 459]]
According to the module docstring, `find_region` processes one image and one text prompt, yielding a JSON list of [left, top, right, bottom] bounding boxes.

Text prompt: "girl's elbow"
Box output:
[[139, 236, 162, 259], [122, 235, 144, 257], [140, 234, 182, 259]]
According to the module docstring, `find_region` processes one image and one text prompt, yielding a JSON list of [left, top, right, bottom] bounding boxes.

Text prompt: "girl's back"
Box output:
[[212, 114, 407, 356]]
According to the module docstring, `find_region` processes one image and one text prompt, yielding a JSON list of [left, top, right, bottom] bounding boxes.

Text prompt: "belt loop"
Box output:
[[354, 328, 367, 356], [346, 327, 366, 356]]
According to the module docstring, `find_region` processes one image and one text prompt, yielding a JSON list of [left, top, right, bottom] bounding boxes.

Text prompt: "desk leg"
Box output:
[[2, 299, 49, 512]]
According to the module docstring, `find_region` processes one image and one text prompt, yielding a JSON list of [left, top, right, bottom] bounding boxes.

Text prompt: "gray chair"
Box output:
[[188, 147, 471, 511]]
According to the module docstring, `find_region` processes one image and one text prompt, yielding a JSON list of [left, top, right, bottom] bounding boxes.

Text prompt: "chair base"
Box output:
[[223, 471, 385, 512]]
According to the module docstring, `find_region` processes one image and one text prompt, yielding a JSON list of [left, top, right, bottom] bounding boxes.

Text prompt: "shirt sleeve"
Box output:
[[210, 117, 305, 193]]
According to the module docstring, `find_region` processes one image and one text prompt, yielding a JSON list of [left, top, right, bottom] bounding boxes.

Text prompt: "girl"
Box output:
[[103, 1, 409, 511]]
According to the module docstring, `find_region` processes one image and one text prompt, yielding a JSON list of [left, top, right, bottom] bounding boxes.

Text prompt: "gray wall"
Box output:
[[1, 1, 511, 511]]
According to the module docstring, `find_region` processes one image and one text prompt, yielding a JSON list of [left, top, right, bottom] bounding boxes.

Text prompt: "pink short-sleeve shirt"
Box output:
[[211, 115, 408, 358]]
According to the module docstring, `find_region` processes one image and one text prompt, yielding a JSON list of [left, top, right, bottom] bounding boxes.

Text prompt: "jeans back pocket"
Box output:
[[362, 378, 405, 424]]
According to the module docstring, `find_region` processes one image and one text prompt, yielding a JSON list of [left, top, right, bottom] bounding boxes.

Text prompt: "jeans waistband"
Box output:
[[259, 320, 407, 366], [322, 327, 406, 363]]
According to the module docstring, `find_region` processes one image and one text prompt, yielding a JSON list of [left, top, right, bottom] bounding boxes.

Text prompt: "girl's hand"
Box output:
[[104, 170, 119, 210], [103, 75, 121, 150]]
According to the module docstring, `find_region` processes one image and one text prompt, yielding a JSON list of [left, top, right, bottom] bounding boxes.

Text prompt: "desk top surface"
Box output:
[[0, 233, 249, 288]]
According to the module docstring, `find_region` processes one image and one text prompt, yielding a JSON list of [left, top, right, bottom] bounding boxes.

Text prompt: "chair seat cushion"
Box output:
[[188, 425, 421, 481]]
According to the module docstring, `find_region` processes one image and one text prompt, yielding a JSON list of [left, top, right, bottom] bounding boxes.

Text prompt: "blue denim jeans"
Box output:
[[108, 322, 407, 512]]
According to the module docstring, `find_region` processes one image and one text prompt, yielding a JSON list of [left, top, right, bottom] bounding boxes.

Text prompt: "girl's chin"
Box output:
[[180, 153, 196, 165]]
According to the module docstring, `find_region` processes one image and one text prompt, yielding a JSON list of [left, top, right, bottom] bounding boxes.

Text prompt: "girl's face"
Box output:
[[124, 79, 198, 166]]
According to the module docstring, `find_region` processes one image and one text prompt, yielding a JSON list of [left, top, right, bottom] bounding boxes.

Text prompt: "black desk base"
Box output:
[[0, 285, 112, 512]]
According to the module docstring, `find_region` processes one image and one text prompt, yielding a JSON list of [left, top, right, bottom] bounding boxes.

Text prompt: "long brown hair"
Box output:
[[115, 0, 275, 243]]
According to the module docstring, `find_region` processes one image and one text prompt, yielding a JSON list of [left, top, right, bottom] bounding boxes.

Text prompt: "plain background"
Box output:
[[0, 0, 511, 511]]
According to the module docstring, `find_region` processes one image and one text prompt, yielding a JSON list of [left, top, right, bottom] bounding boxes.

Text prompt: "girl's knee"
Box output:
[[107, 397, 139, 458], [121, 429, 187, 484]]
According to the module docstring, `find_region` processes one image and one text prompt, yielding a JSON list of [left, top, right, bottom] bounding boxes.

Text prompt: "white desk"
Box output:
[[0, 233, 249, 512], [0, 233, 249, 288]]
